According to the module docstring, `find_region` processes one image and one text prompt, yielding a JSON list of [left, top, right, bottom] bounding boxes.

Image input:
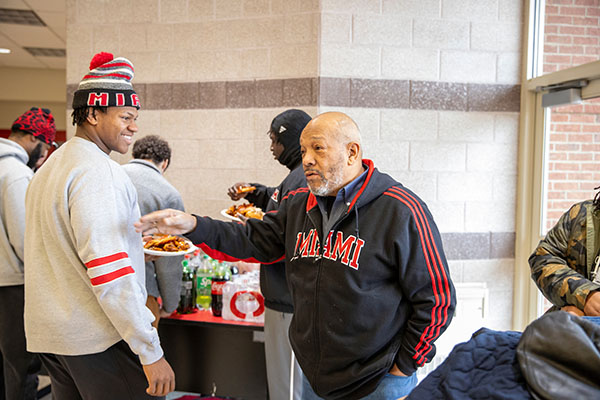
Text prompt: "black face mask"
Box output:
[[27, 142, 44, 170]]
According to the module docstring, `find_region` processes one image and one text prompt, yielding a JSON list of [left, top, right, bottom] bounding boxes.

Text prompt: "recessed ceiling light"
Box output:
[[0, 48, 11, 54]]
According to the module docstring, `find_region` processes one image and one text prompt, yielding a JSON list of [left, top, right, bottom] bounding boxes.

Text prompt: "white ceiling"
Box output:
[[0, 0, 66, 69]]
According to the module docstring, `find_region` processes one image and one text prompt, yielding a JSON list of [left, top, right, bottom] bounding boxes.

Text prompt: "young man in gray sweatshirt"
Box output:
[[122, 135, 185, 327], [24, 52, 175, 399], [0, 107, 55, 400]]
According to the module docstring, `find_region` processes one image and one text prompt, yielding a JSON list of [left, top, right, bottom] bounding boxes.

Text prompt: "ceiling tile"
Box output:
[[36, 55, 66, 69], [36, 11, 65, 40], [0, 44, 45, 68], [0, 24, 64, 46], [25, 0, 66, 13], [0, 0, 30, 10], [0, 31, 15, 47]]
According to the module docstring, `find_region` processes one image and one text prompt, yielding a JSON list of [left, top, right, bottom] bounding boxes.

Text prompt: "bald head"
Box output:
[[304, 112, 362, 154], [300, 112, 365, 196]]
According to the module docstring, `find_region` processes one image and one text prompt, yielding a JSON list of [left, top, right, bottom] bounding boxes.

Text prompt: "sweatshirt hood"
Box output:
[[0, 138, 29, 165]]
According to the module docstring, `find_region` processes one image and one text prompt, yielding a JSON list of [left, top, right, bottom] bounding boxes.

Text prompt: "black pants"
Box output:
[[40, 341, 164, 400], [0, 285, 40, 400]]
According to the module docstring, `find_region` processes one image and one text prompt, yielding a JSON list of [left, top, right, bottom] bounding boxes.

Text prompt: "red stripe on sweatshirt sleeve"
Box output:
[[90, 266, 134, 286], [85, 252, 128, 268]]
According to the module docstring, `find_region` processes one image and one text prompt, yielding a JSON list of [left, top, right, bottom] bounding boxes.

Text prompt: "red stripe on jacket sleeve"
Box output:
[[385, 187, 451, 366], [391, 187, 452, 360], [197, 243, 285, 265], [90, 266, 135, 286], [85, 252, 129, 268], [389, 186, 451, 364]]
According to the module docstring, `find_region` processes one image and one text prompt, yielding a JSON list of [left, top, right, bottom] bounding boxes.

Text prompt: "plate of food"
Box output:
[[221, 202, 265, 222], [143, 234, 196, 256]]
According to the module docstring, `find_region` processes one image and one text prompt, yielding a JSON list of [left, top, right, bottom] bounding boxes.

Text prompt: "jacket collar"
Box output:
[[128, 159, 162, 174], [306, 159, 376, 213]]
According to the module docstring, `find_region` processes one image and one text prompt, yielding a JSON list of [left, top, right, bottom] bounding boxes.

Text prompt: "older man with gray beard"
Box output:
[[135, 112, 456, 400]]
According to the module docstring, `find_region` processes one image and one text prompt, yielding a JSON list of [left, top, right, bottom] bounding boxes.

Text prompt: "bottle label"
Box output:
[[181, 281, 192, 296], [211, 280, 226, 295], [197, 275, 212, 294]]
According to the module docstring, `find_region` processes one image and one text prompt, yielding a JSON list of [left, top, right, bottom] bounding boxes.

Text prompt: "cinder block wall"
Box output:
[[67, 0, 525, 330], [66, 0, 319, 216], [318, 0, 523, 329]]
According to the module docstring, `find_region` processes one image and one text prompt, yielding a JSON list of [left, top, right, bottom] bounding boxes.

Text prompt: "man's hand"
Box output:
[[583, 291, 600, 316], [134, 209, 197, 236], [142, 357, 175, 397], [560, 305, 584, 317], [144, 253, 160, 262], [227, 182, 249, 201], [388, 363, 407, 377]]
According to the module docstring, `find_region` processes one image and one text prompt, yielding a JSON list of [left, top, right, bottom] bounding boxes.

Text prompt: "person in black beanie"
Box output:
[[227, 108, 311, 400]]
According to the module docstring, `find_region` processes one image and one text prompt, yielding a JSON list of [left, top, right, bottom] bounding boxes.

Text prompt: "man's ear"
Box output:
[[27, 134, 38, 144], [160, 159, 169, 173], [347, 142, 360, 165], [86, 108, 99, 126]]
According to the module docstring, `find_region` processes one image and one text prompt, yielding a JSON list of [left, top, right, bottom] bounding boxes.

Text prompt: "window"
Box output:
[[514, 0, 600, 329]]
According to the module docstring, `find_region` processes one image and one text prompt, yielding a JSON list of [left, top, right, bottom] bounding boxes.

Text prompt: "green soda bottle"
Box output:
[[178, 260, 195, 314], [195, 256, 212, 310]]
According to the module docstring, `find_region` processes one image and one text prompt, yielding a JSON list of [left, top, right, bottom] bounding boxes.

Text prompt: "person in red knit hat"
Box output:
[[24, 52, 175, 399], [0, 107, 55, 400]]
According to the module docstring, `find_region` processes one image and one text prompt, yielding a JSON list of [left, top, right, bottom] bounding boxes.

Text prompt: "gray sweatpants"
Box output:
[[264, 308, 303, 400]]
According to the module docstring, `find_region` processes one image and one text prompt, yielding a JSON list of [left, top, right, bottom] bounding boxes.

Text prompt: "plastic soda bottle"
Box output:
[[196, 256, 212, 310], [211, 261, 229, 317], [178, 259, 196, 314]]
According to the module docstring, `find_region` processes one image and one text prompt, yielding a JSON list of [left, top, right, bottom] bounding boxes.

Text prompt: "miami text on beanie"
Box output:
[[72, 52, 140, 109], [11, 107, 57, 145]]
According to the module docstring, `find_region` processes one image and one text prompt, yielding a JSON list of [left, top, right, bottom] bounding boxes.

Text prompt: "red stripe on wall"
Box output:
[[85, 252, 129, 268], [90, 266, 134, 286]]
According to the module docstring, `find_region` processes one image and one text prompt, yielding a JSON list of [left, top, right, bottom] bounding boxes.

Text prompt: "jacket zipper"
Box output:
[[310, 204, 352, 392]]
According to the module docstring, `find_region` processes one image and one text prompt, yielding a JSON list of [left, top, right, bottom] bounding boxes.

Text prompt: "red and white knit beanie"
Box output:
[[72, 52, 140, 109]]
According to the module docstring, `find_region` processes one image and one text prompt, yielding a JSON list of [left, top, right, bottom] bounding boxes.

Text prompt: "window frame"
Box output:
[[514, 0, 600, 330]]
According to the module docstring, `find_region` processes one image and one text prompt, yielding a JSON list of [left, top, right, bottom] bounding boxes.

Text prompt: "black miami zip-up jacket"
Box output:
[[187, 159, 456, 399]]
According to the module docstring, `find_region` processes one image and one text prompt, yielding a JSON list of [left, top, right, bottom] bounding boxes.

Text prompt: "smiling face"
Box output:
[[94, 106, 139, 154]]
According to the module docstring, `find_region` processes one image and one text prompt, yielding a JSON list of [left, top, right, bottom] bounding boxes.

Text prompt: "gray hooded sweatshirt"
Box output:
[[0, 137, 32, 286]]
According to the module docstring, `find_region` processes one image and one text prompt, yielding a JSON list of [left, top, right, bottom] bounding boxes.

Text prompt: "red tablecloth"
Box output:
[[165, 309, 263, 327]]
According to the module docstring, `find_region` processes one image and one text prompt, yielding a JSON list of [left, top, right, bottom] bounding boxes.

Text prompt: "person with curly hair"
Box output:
[[123, 135, 185, 328]]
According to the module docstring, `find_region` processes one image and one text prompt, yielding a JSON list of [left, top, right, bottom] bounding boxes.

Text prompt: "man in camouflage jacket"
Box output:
[[529, 200, 600, 316]]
